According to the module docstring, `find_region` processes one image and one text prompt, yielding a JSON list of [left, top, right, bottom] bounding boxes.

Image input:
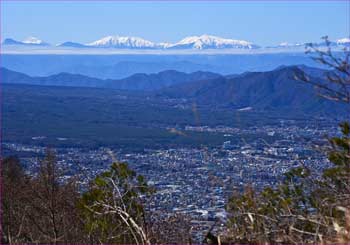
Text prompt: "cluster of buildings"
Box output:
[[2, 119, 337, 241]]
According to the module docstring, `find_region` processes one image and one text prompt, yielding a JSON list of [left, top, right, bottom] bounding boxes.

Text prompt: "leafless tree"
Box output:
[[2, 150, 85, 244], [83, 176, 151, 245], [295, 36, 350, 104]]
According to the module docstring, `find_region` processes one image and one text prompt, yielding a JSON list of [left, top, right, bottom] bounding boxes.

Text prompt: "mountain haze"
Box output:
[[1, 65, 347, 115], [1, 67, 221, 91]]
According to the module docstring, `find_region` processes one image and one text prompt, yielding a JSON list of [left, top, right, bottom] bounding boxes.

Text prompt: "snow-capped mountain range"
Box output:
[[86, 35, 160, 49], [2, 35, 350, 50], [73, 34, 260, 50], [164, 35, 259, 49]]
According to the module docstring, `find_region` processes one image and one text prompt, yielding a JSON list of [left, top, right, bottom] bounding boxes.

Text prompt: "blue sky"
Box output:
[[1, 1, 349, 46]]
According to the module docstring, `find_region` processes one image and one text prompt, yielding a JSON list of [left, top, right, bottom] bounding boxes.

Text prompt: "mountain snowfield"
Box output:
[[337, 37, 350, 45], [166, 35, 259, 49], [3, 36, 49, 46], [86, 36, 161, 49], [2, 34, 350, 52], [85, 34, 259, 49], [22, 36, 47, 45]]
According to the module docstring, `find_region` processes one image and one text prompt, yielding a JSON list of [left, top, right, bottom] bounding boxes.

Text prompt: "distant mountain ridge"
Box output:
[[2, 37, 50, 46], [2, 65, 347, 115], [0, 67, 222, 91], [57, 41, 88, 48], [3, 35, 349, 50], [2, 53, 326, 80], [166, 35, 259, 49], [86, 36, 163, 49], [158, 65, 346, 115]]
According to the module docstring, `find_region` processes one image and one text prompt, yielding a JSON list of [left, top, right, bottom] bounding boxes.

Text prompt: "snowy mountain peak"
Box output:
[[87, 35, 157, 49], [337, 37, 350, 46], [2, 36, 49, 46], [170, 34, 259, 49], [23, 36, 46, 45]]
